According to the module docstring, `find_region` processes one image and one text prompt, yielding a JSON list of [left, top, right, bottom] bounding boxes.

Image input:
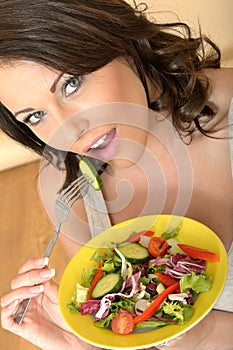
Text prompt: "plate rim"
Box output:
[[58, 214, 228, 349]]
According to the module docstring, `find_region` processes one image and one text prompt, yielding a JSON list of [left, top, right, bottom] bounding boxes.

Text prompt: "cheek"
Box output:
[[26, 120, 55, 145], [111, 125, 148, 168], [89, 65, 148, 107], [25, 120, 64, 150], [107, 80, 147, 106], [119, 125, 148, 145]]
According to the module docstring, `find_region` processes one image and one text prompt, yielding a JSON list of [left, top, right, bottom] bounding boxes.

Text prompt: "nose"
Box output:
[[47, 108, 90, 151]]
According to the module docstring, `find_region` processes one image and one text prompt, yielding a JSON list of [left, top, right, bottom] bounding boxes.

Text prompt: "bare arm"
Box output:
[[58, 197, 92, 259], [59, 232, 83, 259], [155, 309, 233, 350]]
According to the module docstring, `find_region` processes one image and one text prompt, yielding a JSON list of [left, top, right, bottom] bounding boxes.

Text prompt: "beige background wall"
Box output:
[[143, 0, 233, 67], [1, 0, 232, 171]]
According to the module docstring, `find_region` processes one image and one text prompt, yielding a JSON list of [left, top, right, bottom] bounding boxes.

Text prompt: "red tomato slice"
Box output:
[[178, 244, 220, 262], [148, 237, 170, 257], [126, 230, 154, 243], [111, 310, 134, 335]]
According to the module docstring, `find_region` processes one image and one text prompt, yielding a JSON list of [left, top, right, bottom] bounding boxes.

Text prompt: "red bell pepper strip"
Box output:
[[88, 260, 103, 300], [178, 244, 220, 262], [126, 230, 154, 242], [155, 272, 180, 292], [133, 282, 179, 324]]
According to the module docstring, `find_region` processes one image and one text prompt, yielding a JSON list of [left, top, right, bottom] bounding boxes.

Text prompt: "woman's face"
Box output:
[[0, 58, 150, 167]]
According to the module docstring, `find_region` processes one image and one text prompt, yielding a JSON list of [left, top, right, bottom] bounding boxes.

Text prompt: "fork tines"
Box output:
[[59, 175, 87, 205]]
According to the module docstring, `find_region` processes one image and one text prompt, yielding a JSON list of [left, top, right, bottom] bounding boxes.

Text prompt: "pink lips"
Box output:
[[82, 129, 111, 152], [82, 128, 119, 160]]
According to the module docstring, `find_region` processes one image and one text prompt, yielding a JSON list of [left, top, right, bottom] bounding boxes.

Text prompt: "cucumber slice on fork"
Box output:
[[79, 158, 103, 191]]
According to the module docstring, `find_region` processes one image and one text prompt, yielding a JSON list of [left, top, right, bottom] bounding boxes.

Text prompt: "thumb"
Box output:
[[156, 333, 187, 348]]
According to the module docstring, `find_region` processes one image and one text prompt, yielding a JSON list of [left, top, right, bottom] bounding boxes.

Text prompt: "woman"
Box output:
[[0, 0, 232, 349]]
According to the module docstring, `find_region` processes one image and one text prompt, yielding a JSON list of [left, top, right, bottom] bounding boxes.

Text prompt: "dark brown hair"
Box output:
[[0, 0, 221, 184]]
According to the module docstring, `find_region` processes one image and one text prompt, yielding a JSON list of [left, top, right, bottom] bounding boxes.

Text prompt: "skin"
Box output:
[[2, 58, 148, 166], [0, 58, 233, 350]]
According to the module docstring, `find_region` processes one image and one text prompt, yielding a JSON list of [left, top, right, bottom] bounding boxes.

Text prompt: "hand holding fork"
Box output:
[[13, 175, 88, 325]]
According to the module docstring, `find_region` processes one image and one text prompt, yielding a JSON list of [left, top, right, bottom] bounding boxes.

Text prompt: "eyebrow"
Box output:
[[14, 72, 64, 118], [14, 107, 34, 118], [50, 72, 64, 93]]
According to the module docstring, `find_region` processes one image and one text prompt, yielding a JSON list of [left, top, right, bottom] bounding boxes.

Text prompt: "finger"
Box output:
[[156, 333, 187, 348], [1, 284, 45, 308], [11, 268, 55, 290], [156, 341, 169, 349], [18, 257, 49, 274], [44, 279, 59, 301], [1, 299, 21, 332]]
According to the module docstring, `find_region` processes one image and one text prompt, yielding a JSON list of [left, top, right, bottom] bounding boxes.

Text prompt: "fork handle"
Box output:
[[13, 298, 32, 325], [43, 224, 61, 257], [13, 224, 61, 325]]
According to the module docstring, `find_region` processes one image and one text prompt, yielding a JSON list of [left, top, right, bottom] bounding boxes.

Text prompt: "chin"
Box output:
[[109, 148, 146, 168], [108, 158, 136, 168]]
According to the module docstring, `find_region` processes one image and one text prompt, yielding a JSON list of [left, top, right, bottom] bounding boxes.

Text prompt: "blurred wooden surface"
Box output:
[[0, 161, 69, 350]]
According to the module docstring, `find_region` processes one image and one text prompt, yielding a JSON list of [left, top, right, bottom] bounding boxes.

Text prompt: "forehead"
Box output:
[[0, 61, 59, 112], [0, 60, 58, 82]]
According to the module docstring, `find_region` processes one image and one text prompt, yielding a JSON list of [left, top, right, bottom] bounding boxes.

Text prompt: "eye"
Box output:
[[62, 76, 82, 97], [23, 110, 46, 126]]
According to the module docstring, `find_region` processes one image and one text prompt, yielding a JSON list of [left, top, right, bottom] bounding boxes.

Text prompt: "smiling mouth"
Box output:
[[83, 128, 117, 152]]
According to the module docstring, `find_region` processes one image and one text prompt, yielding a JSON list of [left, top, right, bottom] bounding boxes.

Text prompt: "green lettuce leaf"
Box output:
[[161, 228, 179, 240], [94, 314, 113, 328], [162, 301, 194, 324], [110, 298, 135, 315], [180, 272, 212, 293], [81, 267, 97, 287], [135, 320, 168, 330], [70, 282, 89, 309], [102, 261, 116, 273]]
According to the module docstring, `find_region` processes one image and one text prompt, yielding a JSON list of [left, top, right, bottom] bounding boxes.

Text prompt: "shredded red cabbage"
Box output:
[[146, 282, 157, 292], [165, 254, 206, 279], [80, 300, 101, 315]]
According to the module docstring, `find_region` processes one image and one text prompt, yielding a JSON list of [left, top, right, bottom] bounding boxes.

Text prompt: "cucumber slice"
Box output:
[[91, 273, 123, 299], [117, 242, 149, 264], [156, 283, 166, 294], [79, 158, 103, 191]]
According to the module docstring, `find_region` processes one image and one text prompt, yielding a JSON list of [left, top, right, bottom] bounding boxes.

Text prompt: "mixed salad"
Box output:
[[68, 228, 219, 335]]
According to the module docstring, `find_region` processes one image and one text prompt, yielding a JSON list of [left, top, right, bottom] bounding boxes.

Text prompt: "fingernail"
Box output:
[[40, 268, 55, 278], [29, 285, 45, 294], [35, 257, 49, 266]]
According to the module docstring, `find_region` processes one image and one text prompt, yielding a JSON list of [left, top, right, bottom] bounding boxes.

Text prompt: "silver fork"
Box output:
[[13, 175, 88, 325]]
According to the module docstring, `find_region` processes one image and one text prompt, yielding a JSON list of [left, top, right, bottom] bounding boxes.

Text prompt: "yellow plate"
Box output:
[[58, 215, 228, 349]]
